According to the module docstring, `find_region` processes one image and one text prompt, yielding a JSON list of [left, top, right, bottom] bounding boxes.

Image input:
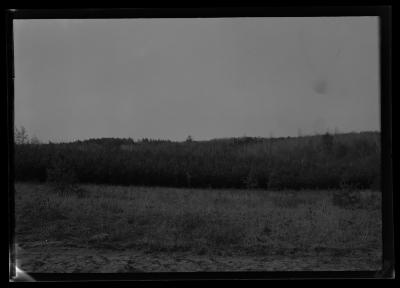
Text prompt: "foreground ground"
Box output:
[[14, 183, 382, 272], [16, 241, 381, 272]]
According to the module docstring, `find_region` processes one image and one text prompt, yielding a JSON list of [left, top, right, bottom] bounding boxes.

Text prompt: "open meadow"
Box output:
[[15, 182, 382, 272]]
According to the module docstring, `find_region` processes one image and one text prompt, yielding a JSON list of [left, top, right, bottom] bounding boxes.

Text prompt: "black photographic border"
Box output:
[[6, 6, 393, 281]]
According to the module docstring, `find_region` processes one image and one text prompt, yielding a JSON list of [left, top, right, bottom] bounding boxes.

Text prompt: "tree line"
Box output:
[[14, 131, 381, 190]]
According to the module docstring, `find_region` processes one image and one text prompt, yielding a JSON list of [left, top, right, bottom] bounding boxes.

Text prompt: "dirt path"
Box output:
[[15, 242, 381, 273]]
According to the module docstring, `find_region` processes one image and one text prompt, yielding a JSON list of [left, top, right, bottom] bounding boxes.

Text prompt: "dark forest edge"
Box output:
[[14, 131, 381, 190]]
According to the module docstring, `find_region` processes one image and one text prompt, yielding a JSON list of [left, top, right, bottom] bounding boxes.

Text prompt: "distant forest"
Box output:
[[14, 131, 381, 190]]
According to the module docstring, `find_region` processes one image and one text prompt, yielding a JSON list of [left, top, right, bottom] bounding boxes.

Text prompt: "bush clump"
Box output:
[[332, 190, 362, 209], [46, 153, 81, 196]]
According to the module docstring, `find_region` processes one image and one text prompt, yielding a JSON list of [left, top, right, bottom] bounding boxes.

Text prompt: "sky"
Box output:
[[13, 17, 380, 142]]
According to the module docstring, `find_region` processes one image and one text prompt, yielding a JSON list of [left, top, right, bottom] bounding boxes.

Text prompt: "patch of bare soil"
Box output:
[[15, 242, 382, 273]]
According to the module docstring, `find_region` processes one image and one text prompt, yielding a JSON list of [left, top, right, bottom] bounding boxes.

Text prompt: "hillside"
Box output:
[[15, 131, 381, 190]]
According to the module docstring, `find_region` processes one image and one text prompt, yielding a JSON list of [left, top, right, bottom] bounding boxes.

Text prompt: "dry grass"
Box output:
[[14, 183, 382, 256]]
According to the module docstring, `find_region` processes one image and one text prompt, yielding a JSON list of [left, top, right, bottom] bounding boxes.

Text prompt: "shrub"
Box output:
[[361, 192, 381, 210], [46, 153, 79, 196], [332, 190, 362, 209], [34, 197, 68, 221], [244, 167, 259, 189]]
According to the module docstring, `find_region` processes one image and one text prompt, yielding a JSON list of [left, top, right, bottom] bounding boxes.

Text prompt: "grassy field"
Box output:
[[14, 183, 382, 271]]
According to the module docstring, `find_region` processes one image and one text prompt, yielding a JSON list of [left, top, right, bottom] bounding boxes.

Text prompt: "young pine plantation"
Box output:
[[14, 131, 382, 272]]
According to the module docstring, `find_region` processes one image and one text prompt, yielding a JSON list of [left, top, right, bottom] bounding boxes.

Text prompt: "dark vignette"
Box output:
[[7, 6, 393, 281]]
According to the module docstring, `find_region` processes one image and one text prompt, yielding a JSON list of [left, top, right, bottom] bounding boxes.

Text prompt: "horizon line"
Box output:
[[16, 129, 381, 145]]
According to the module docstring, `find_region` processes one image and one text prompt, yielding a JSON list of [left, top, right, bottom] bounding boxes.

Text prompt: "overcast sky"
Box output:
[[14, 17, 379, 142]]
